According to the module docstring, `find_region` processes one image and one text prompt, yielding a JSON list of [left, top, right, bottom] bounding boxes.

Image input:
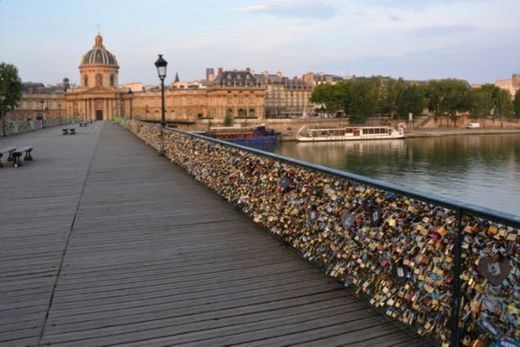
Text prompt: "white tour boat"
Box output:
[[296, 125, 405, 142]]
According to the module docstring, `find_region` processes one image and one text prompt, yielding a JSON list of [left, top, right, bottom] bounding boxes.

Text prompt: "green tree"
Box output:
[[310, 84, 343, 115], [495, 89, 513, 119], [514, 90, 520, 118], [397, 84, 426, 118], [470, 85, 495, 117], [426, 79, 472, 117], [223, 110, 233, 126], [348, 78, 381, 124], [379, 77, 406, 119], [0, 62, 23, 113]]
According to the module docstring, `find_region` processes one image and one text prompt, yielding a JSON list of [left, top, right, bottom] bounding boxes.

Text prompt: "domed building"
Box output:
[[79, 34, 119, 89], [65, 34, 129, 121], [9, 34, 266, 127]]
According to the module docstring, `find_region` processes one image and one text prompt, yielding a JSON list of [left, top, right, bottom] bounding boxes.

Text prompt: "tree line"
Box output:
[[310, 76, 520, 124]]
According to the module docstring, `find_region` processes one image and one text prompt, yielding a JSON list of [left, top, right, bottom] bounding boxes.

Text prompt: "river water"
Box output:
[[270, 134, 520, 216]]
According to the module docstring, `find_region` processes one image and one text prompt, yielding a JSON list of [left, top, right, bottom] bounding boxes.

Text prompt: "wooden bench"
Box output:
[[0, 146, 16, 168], [62, 128, 69, 135], [11, 146, 33, 168], [69, 128, 76, 135], [79, 122, 88, 127]]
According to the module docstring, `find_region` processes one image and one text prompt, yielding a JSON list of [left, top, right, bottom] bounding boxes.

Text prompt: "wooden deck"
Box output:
[[0, 122, 425, 346]]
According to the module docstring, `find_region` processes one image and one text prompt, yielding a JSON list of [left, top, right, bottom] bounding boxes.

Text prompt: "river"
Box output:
[[269, 134, 520, 216]]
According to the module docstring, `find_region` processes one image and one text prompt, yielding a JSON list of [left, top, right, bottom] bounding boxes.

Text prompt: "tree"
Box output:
[[514, 90, 520, 118], [0, 63, 22, 136], [348, 78, 381, 124], [379, 77, 406, 119], [310, 84, 343, 115], [495, 89, 513, 119], [470, 85, 495, 118], [425, 79, 472, 126], [223, 110, 233, 126], [0, 62, 23, 110], [397, 84, 426, 118]]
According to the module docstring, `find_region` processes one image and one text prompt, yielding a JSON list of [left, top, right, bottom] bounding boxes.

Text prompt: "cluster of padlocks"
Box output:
[[126, 121, 518, 347]]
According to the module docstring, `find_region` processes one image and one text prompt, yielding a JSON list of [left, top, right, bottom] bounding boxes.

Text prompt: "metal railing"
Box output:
[[126, 120, 519, 346]]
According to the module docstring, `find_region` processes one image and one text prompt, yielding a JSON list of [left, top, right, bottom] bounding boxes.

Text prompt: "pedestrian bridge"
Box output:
[[0, 121, 517, 346]]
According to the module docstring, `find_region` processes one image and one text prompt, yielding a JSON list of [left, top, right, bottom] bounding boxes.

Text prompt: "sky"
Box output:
[[0, 0, 519, 85]]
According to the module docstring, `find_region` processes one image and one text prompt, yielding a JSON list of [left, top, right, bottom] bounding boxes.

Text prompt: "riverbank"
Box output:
[[178, 117, 520, 141], [405, 128, 520, 138]]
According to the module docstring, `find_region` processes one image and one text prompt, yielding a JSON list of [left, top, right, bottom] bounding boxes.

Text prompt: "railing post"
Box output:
[[450, 208, 464, 346]]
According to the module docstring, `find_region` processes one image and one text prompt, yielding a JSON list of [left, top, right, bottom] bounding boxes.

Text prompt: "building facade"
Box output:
[[495, 73, 520, 96], [8, 35, 266, 125], [256, 72, 314, 118]]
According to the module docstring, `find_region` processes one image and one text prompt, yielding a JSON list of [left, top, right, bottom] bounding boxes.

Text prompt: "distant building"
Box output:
[[11, 83, 67, 124], [206, 68, 265, 119], [8, 36, 266, 124], [205, 68, 215, 83], [256, 72, 313, 118], [302, 72, 348, 86], [495, 73, 520, 96]]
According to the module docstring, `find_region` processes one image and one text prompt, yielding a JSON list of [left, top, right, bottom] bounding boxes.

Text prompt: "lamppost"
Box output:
[[128, 89, 133, 119], [154, 54, 168, 156], [154, 54, 167, 127], [38, 99, 44, 129], [0, 92, 6, 137]]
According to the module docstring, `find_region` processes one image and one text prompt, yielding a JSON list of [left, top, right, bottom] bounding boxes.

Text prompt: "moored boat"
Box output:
[[296, 125, 404, 142], [205, 125, 280, 145]]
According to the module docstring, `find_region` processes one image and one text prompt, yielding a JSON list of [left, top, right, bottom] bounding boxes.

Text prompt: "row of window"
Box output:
[[83, 73, 115, 87]]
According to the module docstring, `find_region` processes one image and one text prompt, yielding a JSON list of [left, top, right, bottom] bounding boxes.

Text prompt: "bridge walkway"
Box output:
[[0, 122, 424, 346]]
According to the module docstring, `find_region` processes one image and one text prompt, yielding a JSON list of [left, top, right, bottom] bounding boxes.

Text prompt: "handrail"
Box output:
[[165, 126, 520, 227]]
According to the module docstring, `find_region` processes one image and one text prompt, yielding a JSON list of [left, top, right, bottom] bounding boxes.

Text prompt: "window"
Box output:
[[95, 73, 103, 87], [84, 75, 89, 87], [110, 74, 115, 87]]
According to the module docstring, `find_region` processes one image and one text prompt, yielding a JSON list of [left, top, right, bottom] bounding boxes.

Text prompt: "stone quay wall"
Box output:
[[123, 119, 519, 347], [1, 117, 76, 136]]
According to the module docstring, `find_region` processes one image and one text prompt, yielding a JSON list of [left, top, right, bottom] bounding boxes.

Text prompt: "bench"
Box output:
[[70, 128, 76, 135], [79, 122, 88, 127], [62, 128, 69, 135], [0, 146, 16, 167], [11, 150, 22, 167], [18, 146, 33, 161], [11, 146, 33, 168]]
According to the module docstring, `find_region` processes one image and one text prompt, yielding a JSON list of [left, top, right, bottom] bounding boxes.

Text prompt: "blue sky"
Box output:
[[0, 0, 519, 85]]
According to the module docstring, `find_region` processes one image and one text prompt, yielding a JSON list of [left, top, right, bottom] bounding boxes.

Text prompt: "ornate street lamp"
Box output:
[[154, 54, 168, 156], [127, 89, 134, 119], [154, 54, 167, 128], [0, 92, 6, 137]]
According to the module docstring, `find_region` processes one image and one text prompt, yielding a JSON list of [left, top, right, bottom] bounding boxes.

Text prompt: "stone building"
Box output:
[[206, 69, 265, 119], [4, 82, 69, 133], [495, 73, 520, 96], [65, 34, 130, 121], [256, 72, 313, 118], [302, 72, 347, 86], [8, 35, 265, 125]]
